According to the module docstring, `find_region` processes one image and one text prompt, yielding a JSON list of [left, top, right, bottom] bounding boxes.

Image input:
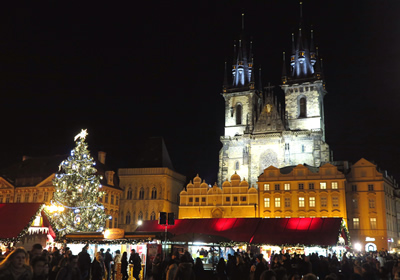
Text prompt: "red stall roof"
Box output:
[[135, 218, 342, 246], [0, 203, 54, 242]]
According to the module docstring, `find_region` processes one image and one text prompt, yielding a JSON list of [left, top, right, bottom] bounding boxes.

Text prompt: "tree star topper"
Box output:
[[74, 129, 88, 141]]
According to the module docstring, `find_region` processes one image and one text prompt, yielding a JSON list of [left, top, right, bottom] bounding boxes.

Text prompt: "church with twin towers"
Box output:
[[218, 3, 330, 187]]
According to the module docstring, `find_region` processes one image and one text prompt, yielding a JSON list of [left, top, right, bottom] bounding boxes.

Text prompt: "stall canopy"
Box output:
[[0, 203, 55, 242], [135, 218, 342, 246]]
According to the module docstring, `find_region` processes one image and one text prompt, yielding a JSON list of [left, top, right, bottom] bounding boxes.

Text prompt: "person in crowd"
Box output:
[[121, 252, 128, 280], [49, 248, 62, 280], [254, 254, 267, 280], [165, 251, 180, 280], [0, 247, 32, 280], [104, 249, 112, 280], [55, 255, 81, 280], [193, 257, 204, 279], [29, 244, 43, 264], [151, 253, 162, 280], [131, 252, 142, 280], [173, 253, 195, 280], [260, 269, 278, 280], [113, 250, 121, 280], [77, 245, 91, 280], [31, 256, 49, 280], [3, 247, 11, 258], [216, 257, 227, 280], [91, 252, 106, 280], [231, 254, 246, 280]]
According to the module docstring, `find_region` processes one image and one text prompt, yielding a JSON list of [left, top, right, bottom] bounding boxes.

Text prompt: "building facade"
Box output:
[[218, 4, 329, 187], [179, 174, 257, 219]]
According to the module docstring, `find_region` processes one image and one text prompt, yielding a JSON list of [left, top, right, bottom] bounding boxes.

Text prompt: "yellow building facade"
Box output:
[[179, 173, 258, 219], [346, 158, 398, 251]]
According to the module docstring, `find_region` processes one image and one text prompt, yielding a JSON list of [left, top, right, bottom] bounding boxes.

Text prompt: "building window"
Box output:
[[309, 197, 316, 207], [127, 188, 132, 199], [116, 196, 119, 206], [126, 212, 131, 224], [6, 195, 10, 203], [195, 197, 199, 203], [24, 193, 29, 202], [298, 197, 305, 207], [275, 197, 281, 208], [264, 184, 270, 191], [275, 184, 280, 191], [226, 197, 230, 202], [353, 218, 360, 229], [309, 183, 314, 190], [285, 197, 291, 207], [105, 194, 109, 203], [284, 183, 290, 191], [44, 192, 49, 202], [151, 187, 157, 199], [299, 97, 307, 117], [352, 199, 358, 209], [235, 161, 240, 170], [369, 199, 375, 209], [264, 198, 270, 208], [202, 197, 206, 202], [352, 185, 357, 192], [111, 195, 114, 205], [370, 218, 377, 229], [139, 188, 144, 200], [109, 217, 113, 228], [150, 212, 156, 220], [234, 197, 238, 202], [302, 145, 305, 153], [16, 194, 21, 203], [298, 183, 304, 190], [99, 196, 103, 202], [138, 212, 143, 221], [320, 182, 326, 190], [241, 197, 246, 202], [368, 184, 374, 191], [114, 217, 118, 228], [236, 104, 242, 125], [0, 195, 3, 203], [33, 192, 38, 202], [332, 197, 339, 207], [332, 182, 338, 189], [321, 197, 327, 207], [189, 197, 193, 203]]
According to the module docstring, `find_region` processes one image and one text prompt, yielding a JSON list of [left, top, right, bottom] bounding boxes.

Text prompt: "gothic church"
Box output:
[[218, 4, 330, 187]]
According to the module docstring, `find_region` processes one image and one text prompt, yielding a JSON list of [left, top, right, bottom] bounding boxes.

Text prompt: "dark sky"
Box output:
[[1, 1, 399, 184]]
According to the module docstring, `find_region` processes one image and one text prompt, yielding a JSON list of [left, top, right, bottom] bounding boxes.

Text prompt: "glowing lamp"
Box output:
[[354, 243, 362, 251]]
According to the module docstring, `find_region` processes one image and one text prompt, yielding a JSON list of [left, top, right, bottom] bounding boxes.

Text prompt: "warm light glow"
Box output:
[[137, 220, 143, 226], [45, 205, 65, 213], [354, 243, 362, 251]]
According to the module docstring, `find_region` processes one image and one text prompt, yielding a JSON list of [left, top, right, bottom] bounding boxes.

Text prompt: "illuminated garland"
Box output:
[[48, 129, 109, 238]]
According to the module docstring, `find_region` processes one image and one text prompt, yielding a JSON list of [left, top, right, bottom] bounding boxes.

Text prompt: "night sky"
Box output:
[[1, 1, 399, 185]]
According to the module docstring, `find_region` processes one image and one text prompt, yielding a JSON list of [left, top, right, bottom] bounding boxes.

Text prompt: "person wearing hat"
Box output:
[[113, 250, 121, 280]]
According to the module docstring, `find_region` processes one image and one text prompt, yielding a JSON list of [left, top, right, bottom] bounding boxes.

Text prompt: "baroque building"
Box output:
[[218, 4, 330, 187], [118, 137, 185, 231]]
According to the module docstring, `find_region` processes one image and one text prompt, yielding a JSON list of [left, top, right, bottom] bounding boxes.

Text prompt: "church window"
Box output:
[[298, 197, 305, 207], [264, 198, 270, 208], [16, 194, 21, 203], [44, 192, 49, 202], [298, 183, 304, 190], [138, 211, 143, 221], [368, 184, 374, 191], [353, 218, 360, 229], [274, 184, 280, 191], [33, 192, 38, 202], [284, 183, 290, 191], [332, 197, 339, 207], [127, 188, 132, 199], [111, 195, 114, 204], [109, 217, 113, 228], [369, 199, 375, 209], [114, 217, 118, 228], [150, 212, 156, 220], [299, 97, 307, 118], [285, 197, 291, 207], [25, 193, 30, 202], [105, 194, 109, 203], [126, 212, 131, 224], [275, 197, 281, 208], [321, 197, 327, 207], [320, 182, 327, 190], [309, 183, 314, 190], [235, 161, 240, 170], [309, 197, 316, 207], [139, 188, 145, 200], [332, 182, 338, 189], [195, 197, 199, 202], [236, 104, 242, 125], [151, 187, 157, 199], [264, 184, 270, 191], [116, 196, 119, 205]]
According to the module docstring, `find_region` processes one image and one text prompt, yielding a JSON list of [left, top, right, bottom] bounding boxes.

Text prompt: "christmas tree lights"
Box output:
[[47, 129, 109, 236]]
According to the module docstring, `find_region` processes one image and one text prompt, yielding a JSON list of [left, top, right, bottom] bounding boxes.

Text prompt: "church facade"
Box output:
[[218, 8, 330, 187]]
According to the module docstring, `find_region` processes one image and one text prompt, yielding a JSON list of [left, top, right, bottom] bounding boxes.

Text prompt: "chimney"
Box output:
[[98, 151, 106, 164]]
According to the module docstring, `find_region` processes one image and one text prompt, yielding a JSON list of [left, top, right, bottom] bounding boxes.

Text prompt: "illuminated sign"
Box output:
[[104, 228, 124, 240], [365, 237, 375, 242], [388, 238, 394, 242]]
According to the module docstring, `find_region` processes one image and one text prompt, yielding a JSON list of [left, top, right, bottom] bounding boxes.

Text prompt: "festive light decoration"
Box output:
[[47, 129, 108, 237]]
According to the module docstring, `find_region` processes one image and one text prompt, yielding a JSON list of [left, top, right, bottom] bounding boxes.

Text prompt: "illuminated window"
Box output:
[[150, 212, 156, 220], [195, 197, 199, 203], [309, 197, 315, 207], [352, 199, 358, 209], [321, 197, 327, 207], [151, 188, 157, 199], [44, 192, 49, 202], [299, 97, 306, 118], [284, 183, 290, 191], [320, 182, 327, 190], [298, 183, 304, 190], [264, 184, 270, 191], [352, 185, 357, 192], [299, 51, 305, 57], [368, 184, 374, 191], [127, 188, 132, 199], [111, 195, 114, 205], [285, 197, 291, 207], [332, 182, 338, 189], [264, 198, 270, 208], [32, 192, 38, 202], [139, 188, 144, 200], [189, 197, 193, 203], [275, 184, 280, 191], [236, 104, 242, 125], [298, 197, 305, 207], [202, 197, 206, 202], [226, 197, 230, 202], [126, 212, 131, 224], [275, 198, 281, 208], [370, 218, 377, 229], [105, 194, 109, 203], [16, 194, 21, 203], [369, 199, 375, 209], [309, 183, 314, 190], [25, 193, 30, 202], [332, 197, 339, 207]]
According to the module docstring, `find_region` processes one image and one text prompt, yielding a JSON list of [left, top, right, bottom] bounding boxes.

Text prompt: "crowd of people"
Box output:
[[0, 244, 142, 280]]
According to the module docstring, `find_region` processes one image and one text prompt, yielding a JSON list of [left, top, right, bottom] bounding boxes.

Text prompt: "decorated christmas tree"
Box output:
[[48, 129, 109, 236]]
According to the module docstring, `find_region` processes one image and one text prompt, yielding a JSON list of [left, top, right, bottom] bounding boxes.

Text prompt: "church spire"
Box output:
[[282, 52, 287, 84]]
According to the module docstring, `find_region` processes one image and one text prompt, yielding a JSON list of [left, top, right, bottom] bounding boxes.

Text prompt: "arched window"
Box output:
[[125, 212, 131, 224], [236, 104, 242, 125], [127, 188, 132, 200], [114, 217, 118, 228], [151, 187, 157, 199], [139, 188, 144, 200], [235, 161, 240, 170], [138, 211, 143, 221], [109, 217, 113, 228], [145, 212, 148, 220], [150, 211, 156, 220], [299, 97, 306, 118]]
